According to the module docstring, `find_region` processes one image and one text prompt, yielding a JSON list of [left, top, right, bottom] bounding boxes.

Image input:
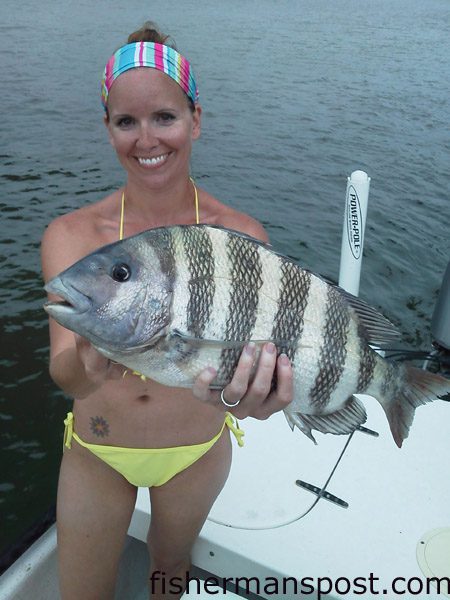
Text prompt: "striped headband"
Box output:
[[101, 41, 199, 110]]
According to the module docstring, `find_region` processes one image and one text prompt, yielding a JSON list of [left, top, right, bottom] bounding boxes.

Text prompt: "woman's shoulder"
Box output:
[[218, 209, 268, 243], [44, 191, 120, 242], [44, 204, 92, 235], [41, 192, 119, 278], [42, 205, 97, 258], [200, 191, 269, 243]]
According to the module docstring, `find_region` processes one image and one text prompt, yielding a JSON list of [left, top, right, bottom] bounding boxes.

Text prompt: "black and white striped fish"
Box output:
[[44, 225, 449, 447]]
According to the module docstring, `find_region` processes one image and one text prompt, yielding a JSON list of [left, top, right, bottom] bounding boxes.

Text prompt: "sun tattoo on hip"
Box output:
[[90, 416, 110, 437]]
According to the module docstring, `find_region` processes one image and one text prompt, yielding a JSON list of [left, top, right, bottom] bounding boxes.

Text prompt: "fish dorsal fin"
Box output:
[[337, 288, 401, 347]]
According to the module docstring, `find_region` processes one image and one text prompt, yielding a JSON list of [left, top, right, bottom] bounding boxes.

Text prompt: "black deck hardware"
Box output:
[[357, 425, 379, 437], [295, 480, 349, 509]]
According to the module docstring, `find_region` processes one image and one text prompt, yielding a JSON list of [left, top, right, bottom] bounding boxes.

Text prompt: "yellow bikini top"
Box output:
[[119, 177, 200, 241]]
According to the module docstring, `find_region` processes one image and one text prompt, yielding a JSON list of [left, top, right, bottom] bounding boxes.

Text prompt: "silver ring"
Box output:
[[220, 388, 241, 407]]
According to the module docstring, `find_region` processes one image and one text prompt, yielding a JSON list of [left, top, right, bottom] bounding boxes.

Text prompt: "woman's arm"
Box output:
[[41, 218, 121, 399]]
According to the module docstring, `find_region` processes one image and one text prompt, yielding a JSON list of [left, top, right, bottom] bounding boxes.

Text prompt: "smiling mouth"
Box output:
[[136, 153, 169, 167]]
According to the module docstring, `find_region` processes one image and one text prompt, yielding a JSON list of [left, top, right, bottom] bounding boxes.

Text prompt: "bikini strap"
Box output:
[[119, 179, 198, 241], [224, 412, 245, 447], [190, 177, 200, 224], [63, 412, 74, 450], [119, 191, 125, 240]]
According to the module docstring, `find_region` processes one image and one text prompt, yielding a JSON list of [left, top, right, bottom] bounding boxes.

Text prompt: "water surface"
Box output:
[[1, 0, 449, 558]]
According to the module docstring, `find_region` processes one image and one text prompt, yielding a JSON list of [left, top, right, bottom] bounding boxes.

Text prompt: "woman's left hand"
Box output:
[[192, 342, 293, 419]]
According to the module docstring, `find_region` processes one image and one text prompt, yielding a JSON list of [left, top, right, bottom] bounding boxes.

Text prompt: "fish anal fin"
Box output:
[[284, 411, 318, 444], [287, 396, 367, 441]]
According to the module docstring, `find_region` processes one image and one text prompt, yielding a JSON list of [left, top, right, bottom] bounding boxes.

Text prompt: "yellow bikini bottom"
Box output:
[[63, 411, 244, 488]]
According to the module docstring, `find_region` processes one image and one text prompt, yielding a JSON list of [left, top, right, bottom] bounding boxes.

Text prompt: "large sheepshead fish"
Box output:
[[44, 225, 449, 447]]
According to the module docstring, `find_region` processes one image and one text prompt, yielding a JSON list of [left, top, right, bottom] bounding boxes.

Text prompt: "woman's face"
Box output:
[[105, 68, 201, 188]]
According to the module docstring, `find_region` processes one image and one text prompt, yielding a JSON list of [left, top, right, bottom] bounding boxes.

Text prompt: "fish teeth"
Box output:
[[137, 154, 168, 166]]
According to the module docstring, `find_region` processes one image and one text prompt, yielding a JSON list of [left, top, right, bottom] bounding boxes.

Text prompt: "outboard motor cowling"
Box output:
[[431, 259, 450, 351]]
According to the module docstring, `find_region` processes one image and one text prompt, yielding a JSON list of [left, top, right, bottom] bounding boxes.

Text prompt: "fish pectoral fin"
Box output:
[[288, 396, 367, 441], [170, 329, 311, 350], [171, 329, 248, 349]]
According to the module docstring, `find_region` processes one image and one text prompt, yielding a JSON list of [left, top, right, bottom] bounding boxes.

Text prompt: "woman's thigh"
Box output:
[[148, 427, 232, 569], [57, 444, 137, 600]]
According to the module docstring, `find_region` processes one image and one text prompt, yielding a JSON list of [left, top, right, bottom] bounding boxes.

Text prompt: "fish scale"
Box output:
[[250, 245, 283, 340], [325, 317, 365, 415], [291, 276, 330, 411], [44, 224, 450, 447], [195, 227, 232, 341], [270, 262, 311, 362], [356, 324, 377, 391], [217, 235, 263, 383], [310, 287, 351, 410], [182, 227, 215, 338], [170, 229, 191, 336]]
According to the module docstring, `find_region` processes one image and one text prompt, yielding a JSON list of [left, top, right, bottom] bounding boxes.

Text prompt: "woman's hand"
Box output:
[[48, 335, 124, 399], [192, 342, 293, 419], [75, 335, 124, 385]]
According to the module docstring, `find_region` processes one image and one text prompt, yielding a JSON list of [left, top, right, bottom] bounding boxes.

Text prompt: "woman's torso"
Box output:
[[55, 186, 262, 448]]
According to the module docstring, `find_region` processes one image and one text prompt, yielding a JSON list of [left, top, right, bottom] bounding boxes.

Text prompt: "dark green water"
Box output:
[[1, 0, 449, 561]]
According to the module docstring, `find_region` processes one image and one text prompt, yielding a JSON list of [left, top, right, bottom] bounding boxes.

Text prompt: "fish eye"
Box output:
[[111, 263, 131, 282]]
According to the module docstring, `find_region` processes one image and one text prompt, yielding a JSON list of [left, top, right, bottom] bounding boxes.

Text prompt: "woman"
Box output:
[[41, 23, 293, 600]]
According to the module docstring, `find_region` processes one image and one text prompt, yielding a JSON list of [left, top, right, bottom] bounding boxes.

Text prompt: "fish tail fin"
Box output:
[[383, 366, 449, 448]]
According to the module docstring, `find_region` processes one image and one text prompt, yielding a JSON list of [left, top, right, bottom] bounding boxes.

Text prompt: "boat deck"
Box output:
[[130, 394, 450, 599]]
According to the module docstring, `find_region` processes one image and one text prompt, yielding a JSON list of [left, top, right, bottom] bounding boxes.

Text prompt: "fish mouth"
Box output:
[[44, 278, 92, 317]]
